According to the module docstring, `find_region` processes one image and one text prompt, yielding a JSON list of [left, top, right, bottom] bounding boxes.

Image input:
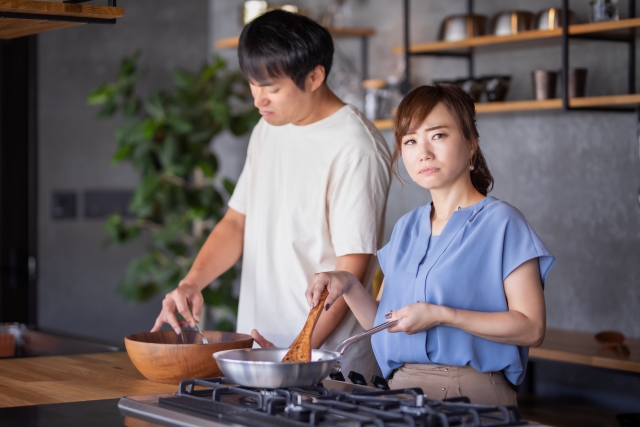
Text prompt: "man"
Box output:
[[152, 10, 390, 381]]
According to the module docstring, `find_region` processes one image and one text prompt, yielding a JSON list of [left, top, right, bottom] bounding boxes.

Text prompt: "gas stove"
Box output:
[[119, 374, 537, 427]]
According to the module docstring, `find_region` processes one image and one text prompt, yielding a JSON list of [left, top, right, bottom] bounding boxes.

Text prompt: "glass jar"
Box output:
[[588, 0, 619, 22], [362, 79, 390, 121]]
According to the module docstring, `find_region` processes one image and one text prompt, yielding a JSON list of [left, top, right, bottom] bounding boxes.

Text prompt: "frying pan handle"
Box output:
[[335, 320, 399, 356]]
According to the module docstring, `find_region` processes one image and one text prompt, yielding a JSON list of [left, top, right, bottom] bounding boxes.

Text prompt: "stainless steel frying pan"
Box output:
[[213, 320, 398, 388]]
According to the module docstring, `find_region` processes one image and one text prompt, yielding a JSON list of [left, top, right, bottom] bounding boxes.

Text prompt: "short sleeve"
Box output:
[[328, 153, 390, 257], [377, 243, 391, 274], [502, 213, 555, 289], [227, 129, 258, 215]]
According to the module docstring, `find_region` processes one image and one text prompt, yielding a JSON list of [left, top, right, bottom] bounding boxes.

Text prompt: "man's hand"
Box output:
[[151, 282, 203, 334], [387, 302, 448, 335], [250, 329, 276, 348]]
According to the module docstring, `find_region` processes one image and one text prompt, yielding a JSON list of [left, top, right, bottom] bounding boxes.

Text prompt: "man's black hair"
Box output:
[[238, 10, 334, 91]]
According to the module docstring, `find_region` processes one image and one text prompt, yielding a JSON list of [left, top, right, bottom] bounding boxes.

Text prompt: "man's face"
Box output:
[[249, 75, 314, 126]]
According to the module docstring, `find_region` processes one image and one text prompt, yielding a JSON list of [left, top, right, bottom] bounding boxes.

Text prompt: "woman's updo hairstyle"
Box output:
[[392, 84, 494, 196]]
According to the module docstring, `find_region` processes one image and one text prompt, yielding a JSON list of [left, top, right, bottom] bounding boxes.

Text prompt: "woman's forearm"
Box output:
[[440, 307, 545, 347], [343, 281, 379, 330]]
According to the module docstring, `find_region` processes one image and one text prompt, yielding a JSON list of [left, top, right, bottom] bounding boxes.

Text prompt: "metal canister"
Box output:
[[362, 79, 390, 121], [243, 1, 268, 25], [532, 70, 558, 100]]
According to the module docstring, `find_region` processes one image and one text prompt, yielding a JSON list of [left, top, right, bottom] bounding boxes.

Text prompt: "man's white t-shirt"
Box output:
[[228, 104, 391, 380]]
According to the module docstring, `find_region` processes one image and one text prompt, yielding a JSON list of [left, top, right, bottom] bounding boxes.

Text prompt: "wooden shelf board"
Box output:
[[326, 26, 375, 37], [394, 17, 640, 54], [530, 328, 640, 373], [0, 0, 123, 39], [371, 95, 640, 129], [215, 36, 240, 49], [373, 119, 393, 130], [569, 93, 640, 107], [475, 99, 562, 114], [394, 29, 561, 54], [0, 16, 83, 39], [215, 26, 375, 49], [0, 0, 123, 19], [569, 16, 640, 35]]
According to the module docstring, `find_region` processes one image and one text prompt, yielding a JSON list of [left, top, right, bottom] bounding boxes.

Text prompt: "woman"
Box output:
[[306, 85, 555, 406]]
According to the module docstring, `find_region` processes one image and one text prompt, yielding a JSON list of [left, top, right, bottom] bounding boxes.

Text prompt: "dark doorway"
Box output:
[[0, 36, 37, 326]]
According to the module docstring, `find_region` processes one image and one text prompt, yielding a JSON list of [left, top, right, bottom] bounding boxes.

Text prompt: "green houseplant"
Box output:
[[87, 53, 259, 331]]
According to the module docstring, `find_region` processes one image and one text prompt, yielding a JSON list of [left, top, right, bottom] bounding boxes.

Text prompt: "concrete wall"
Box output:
[[38, 0, 209, 343], [212, 0, 640, 340], [37, 0, 640, 351]]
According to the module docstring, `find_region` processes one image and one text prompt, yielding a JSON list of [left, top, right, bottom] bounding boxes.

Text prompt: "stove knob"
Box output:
[[371, 375, 390, 390], [348, 371, 367, 386], [329, 371, 345, 382]]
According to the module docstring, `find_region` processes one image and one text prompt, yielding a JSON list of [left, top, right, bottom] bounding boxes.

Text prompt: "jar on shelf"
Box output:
[[362, 79, 391, 121], [588, 0, 619, 22]]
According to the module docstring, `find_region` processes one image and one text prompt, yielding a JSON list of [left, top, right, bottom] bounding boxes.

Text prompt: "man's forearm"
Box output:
[[311, 253, 372, 348], [181, 208, 245, 291]]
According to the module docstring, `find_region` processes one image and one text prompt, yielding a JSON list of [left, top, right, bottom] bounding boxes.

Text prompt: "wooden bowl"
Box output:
[[124, 330, 253, 384], [595, 331, 625, 347]]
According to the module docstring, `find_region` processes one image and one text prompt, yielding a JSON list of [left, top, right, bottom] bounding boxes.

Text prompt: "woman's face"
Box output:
[[401, 102, 474, 191]]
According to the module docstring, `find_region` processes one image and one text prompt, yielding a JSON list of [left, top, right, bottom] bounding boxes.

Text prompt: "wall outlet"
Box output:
[[83, 190, 133, 219], [51, 192, 77, 219]]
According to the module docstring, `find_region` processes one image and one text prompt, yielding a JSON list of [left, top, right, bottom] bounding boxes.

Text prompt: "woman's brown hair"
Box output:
[[392, 85, 494, 196]]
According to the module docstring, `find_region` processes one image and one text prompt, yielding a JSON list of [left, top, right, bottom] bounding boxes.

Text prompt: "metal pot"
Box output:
[[490, 11, 534, 36], [534, 8, 577, 30], [438, 14, 488, 41], [482, 75, 511, 102], [213, 320, 397, 388]]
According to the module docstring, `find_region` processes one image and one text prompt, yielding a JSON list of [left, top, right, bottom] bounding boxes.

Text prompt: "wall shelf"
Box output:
[[215, 26, 375, 49], [394, 17, 640, 55], [0, 0, 123, 39], [397, 0, 639, 114], [373, 94, 640, 130], [215, 26, 375, 81]]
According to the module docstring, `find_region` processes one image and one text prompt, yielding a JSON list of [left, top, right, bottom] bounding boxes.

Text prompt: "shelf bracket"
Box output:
[[400, 0, 411, 94], [562, 0, 570, 111], [360, 35, 368, 81], [628, 0, 635, 94]]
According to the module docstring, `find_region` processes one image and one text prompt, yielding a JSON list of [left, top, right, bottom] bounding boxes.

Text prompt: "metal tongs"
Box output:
[[331, 319, 398, 376], [179, 311, 209, 344]]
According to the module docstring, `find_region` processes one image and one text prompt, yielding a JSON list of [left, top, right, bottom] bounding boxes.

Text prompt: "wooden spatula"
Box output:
[[281, 289, 329, 362]]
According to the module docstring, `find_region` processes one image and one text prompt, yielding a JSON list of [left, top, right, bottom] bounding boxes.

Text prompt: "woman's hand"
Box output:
[[305, 271, 360, 311], [387, 302, 449, 335]]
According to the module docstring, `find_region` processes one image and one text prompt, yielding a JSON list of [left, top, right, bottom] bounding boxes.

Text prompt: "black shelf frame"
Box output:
[[401, 0, 639, 113]]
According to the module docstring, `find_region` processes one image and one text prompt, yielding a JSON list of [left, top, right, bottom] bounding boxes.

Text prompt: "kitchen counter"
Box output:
[[0, 352, 175, 408], [530, 328, 640, 373]]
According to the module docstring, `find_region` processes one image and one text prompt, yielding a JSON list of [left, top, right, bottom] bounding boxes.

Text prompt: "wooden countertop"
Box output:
[[0, 352, 175, 408], [1, 328, 637, 408], [530, 328, 640, 373]]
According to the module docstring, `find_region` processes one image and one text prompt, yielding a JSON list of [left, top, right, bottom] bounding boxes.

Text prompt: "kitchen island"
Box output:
[[0, 349, 628, 426], [0, 352, 175, 407]]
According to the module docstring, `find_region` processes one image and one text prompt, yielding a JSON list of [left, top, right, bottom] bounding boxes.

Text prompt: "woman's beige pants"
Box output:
[[388, 364, 518, 406]]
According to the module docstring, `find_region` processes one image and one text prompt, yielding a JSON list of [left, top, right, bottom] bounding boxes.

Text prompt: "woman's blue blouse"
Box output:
[[372, 196, 555, 385]]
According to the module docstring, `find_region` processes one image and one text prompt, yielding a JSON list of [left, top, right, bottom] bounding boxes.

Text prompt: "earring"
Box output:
[[469, 165, 475, 171]]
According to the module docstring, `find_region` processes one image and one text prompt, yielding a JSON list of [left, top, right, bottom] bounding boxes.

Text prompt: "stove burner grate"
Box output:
[[160, 377, 530, 427]]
